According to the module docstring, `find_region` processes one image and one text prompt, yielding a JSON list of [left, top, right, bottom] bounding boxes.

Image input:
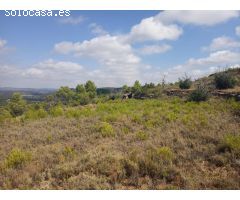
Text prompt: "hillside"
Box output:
[[0, 98, 239, 189], [0, 68, 240, 189], [194, 68, 240, 88]]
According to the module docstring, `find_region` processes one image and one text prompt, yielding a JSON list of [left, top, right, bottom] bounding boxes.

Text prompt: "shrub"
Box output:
[[85, 80, 97, 98], [179, 75, 192, 89], [188, 84, 209, 102], [157, 147, 174, 162], [95, 155, 124, 181], [0, 108, 12, 123], [138, 146, 174, 178], [97, 122, 115, 137], [214, 73, 237, 89], [49, 106, 64, 117], [5, 149, 32, 169], [136, 131, 149, 141], [79, 94, 90, 105], [65, 108, 81, 118], [122, 158, 139, 177], [63, 147, 76, 159], [222, 134, 240, 155], [24, 108, 48, 120], [132, 80, 142, 96], [55, 86, 75, 105], [7, 93, 26, 117]]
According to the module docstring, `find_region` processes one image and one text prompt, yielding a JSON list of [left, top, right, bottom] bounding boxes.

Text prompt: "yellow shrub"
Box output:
[[5, 149, 32, 169]]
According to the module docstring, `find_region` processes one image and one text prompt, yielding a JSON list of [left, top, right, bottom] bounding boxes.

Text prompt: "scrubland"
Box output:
[[0, 97, 239, 189]]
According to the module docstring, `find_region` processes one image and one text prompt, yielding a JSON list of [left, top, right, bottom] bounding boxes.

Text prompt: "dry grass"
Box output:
[[0, 98, 239, 189]]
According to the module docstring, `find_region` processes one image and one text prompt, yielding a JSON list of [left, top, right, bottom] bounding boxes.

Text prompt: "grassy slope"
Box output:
[[0, 98, 239, 189], [194, 68, 240, 88]]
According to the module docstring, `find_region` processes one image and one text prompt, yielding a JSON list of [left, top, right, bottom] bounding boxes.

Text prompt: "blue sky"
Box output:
[[1, 10, 240, 88]]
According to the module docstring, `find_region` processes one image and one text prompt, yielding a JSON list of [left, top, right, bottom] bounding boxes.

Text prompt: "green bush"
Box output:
[[157, 147, 174, 162], [5, 149, 32, 169], [188, 85, 209, 102], [24, 108, 48, 120], [63, 146, 76, 159], [65, 108, 81, 118], [7, 93, 26, 117], [223, 134, 240, 155], [79, 94, 91, 105], [97, 122, 115, 137], [179, 76, 192, 89], [49, 106, 64, 117], [136, 131, 149, 140], [0, 108, 12, 123], [214, 73, 237, 89], [55, 86, 75, 105]]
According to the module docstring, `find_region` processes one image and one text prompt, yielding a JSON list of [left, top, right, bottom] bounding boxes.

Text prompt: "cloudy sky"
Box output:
[[1, 10, 240, 88]]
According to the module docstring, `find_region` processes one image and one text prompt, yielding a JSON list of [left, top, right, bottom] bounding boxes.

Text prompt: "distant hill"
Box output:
[[0, 88, 57, 103]]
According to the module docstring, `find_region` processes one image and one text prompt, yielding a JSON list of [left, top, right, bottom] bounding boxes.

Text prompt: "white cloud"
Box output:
[[125, 17, 183, 43], [54, 42, 76, 55], [51, 11, 240, 87], [21, 59, 84, 79], [139, 44, 172, 55], [140, 50, 240, 84], [0, 60, 86, 88], [187, 50, 240, 66], [156, 11, 239, 26], [163, 50, 240, 82], [54, 35, 143, 86], [22, 68, 44, 78], [58, 16, 85, 25], [0, 39, 7, 49], [89, 23, 108, 36], [236, 26, 240, 36], [33, 59, 83, 73], [202, 36, 240, 51]]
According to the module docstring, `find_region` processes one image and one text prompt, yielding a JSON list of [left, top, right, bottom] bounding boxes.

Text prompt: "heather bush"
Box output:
[[49, 105, 64, 117], [24, 108, 48, 120], [0, 108, 12, 123], [188, 84, 209, 102], [179, 75, 192, 89], [5, 149, 32, 169], [222, 134, 240, 156], [136, 131, 149, 141], [97, 122, 115, 137], [214, 73, 237, 89]]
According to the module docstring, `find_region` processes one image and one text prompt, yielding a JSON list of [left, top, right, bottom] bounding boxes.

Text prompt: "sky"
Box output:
[[1, 10, 240, 88]]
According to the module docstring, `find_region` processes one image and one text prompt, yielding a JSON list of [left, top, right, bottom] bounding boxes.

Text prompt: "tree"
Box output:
[[8, 93, 26, 117], [85, 80, 97, 98], [76, 84, 86, 94], [132, 80, 142, 95], [122, 84, 130, 93], [55, 86, 75, 105]]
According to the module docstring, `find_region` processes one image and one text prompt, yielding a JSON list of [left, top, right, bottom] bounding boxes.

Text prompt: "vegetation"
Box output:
[[0, 69, 239, 189], [5, 149, 32, 169], [188, 84, 209, 102], [0, 96, 239, 189], [179, 75, 192, 89], [214, 73, 237, 89], [7, 93, 26, 117]]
